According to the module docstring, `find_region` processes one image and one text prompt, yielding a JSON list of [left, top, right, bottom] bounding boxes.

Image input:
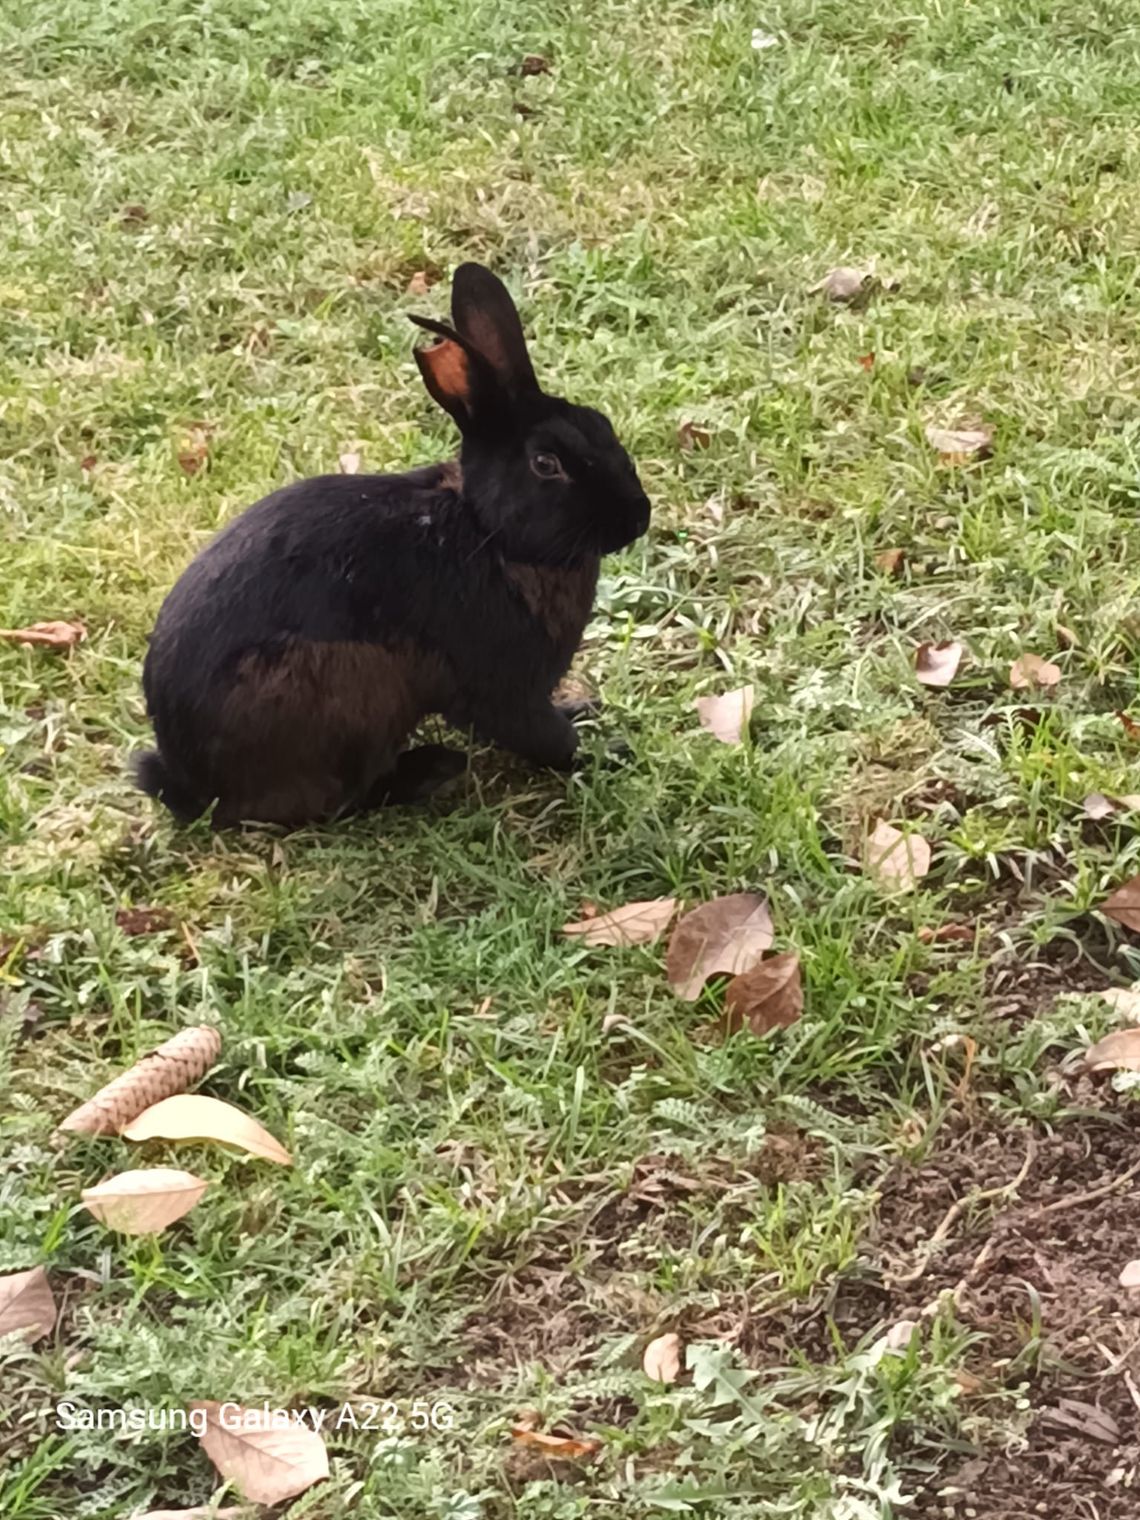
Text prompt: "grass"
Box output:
[[3, 0, 1140, 1515]]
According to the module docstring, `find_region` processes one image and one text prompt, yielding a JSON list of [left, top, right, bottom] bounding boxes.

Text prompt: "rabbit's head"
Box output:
[[412, 264, 650, 564]]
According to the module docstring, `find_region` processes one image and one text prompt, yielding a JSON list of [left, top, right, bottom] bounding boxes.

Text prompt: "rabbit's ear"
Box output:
[[450, 263, 538, 397], [411, 317, 480, 428]]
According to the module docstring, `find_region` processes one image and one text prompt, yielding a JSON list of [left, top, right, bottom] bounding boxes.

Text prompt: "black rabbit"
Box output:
[[135, 263, 651, 827]]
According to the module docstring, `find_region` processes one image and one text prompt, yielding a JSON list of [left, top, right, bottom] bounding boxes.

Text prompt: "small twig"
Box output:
[[1027, 1157, 1140, 1219], [891, 1138, 1036, 1288]]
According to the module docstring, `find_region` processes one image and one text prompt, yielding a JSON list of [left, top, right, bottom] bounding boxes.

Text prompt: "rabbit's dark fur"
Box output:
[[136, 263, 650, 827]]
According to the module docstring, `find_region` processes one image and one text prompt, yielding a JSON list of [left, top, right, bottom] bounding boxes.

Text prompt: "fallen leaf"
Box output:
[[924, 423, 993, 463], [0, 621, 86, 651], [693, 686, 755, 745], [562, 898, 677, 947], [1083, 1028, 1140, 1072], [0, 1267, 57, 1342], [643, 1331, 682, 1383], [1056, 623, 1078, 649], [177, 425, 211, 476], [915, 640, 963, 688], [80, 454, 97, 471], [666, 893, 775, 1001], [134, 1510, 248, 1520], [875, 547, 905, 577], [115, 906, 176, 936], [1101, 987, 1140, 1020], [119, 203, 149, 226], [953, 1370, 987, 1397], [723, 952, 803, 1037], [883, 1319, 920, 1352], [809, 266, 872, 303], [1084, 793, 1116, 821], [865, 821, 932, 892], [857, 352, 875, 371], [59, 1026, 222, 1137], [405, 270, 435, 296], [918, 923, 974, 944], [1040, 1398, 1119, 1444], [1009, 653, 1061, 690], [192, 1401, 329, 1505], [518, 53, 552, 76], [81, 1168, 208, 1235], [1120, 795, 1140, 811], [1103, 876, 1140, 933], [929, 1033, 977, 1096], [677, 420, 713, 452], [510, 1428, 601, 1460], [338, 451, 361, 474], [1119, 1260, 1140, 1290], [123, 1094, 292, 1165], [1117, 711, 1140, 741]]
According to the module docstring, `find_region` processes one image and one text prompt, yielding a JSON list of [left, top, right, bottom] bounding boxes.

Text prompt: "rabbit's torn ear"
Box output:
[[450, 262, 538, 398], [412, 321, 476, 427]]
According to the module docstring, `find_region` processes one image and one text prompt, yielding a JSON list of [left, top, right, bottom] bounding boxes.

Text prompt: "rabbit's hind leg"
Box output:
[[362, 744, 468, 808]]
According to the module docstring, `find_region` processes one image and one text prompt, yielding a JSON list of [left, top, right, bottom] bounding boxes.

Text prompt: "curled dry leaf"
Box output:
[[0, 1267, 57, 1342], [1009, 653, 1061, 691], [1119, 1260, 1140, 1290], [865, 821, 932, 892], [59, 1025, 222, 1137], [338, 451, 361, 474], [1100, 987, 1140, 1021], [0, 620, 86, 651], [123, 1094, 292, 1166], [191, 1401, 329, 1505], [81, 1168, 208, 1235], [723, 952, 803, 1038], [562, 897, 677, 948], [1083, 1028, 1140, 1073], [875, 547, 905, 577], [666, 893, 774, 1001], [643, 1331, 682, 1384], [918, 922, 974, 945], [924, 422, 993, 463], [1103, 876, 1140, 933], [677, 420, 713, 452], [809, 266, 872, 303], [857, 351, 875, 371], [510, 1427, 601, 1461], [1117, 711, 1140, 741], [406, 270, 432, 296], [693, 685, 755, 745], [915, 640, 963, 688]]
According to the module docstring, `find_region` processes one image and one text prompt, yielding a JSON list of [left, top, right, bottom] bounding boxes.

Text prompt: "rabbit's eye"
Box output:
[[531, 452, 564, 480]]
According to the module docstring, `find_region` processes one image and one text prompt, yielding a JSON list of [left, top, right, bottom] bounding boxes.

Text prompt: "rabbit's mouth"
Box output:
[[596, 493, 650, 553]]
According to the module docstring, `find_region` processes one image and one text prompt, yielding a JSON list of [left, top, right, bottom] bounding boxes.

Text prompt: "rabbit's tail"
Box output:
[[132, 749, 206, 823]]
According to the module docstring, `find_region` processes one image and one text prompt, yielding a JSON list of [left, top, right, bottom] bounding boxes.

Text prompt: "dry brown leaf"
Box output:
[[857, 351, 875, 371], [177, 425, 211, 476], [1101, 987, 1140, 1021], [1083, 793, 1116, 821], [1056, 623, 1078, 649], [1009, 653, 1061, 690], [1103, 876, 1140, 933], [915, 640, 963, 688], [0, 621, 86, 651], [81, 1168, 208, 1235], [1117, 711, 1140, 741], [924, 422, 993, 463], [562, 897, 677, 948], [1119, 1260, 1140, 1290], [666, 893, 775, 1001], [518, 53, 552, 76], [0, 1267, 57, 1342], [510, 1427, 601, 1461], [191, 1401, 329, 1504], [1040, 1398, 1119, 1444], [875, 548, 905, 577], [338, 451, 361, 474], [59, 1026, 222, 1137], [643, 1331, 682, 1383], [809, 266, 871, 303], [406, 270, 432, 296], [123, 1094, 292, 1165], [723, 952, 803, 1038], [693, 686, 755, 745], [865, 821, 932, 892], [115, 906, 177, 936], [1083, 1028, 1140, 1072], [678, 420, 713, 452]]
